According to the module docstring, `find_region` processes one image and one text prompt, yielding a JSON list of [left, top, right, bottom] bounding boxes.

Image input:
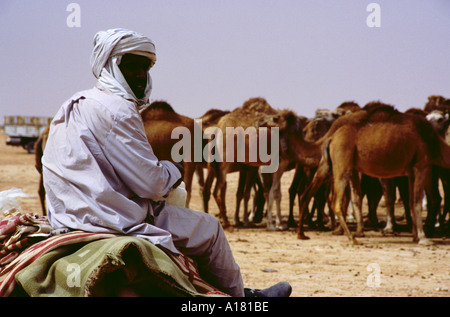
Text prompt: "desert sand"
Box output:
[[0, 130, 448, 297]]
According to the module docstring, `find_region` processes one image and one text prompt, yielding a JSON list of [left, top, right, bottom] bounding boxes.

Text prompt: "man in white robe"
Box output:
[[42, 28, 291, 297]]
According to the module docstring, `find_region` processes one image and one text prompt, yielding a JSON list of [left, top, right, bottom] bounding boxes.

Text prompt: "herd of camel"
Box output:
[[34, 95, 450, 245]]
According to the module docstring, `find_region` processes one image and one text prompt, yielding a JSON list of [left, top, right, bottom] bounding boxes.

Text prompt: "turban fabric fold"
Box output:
[[90, 28, 156, 107]]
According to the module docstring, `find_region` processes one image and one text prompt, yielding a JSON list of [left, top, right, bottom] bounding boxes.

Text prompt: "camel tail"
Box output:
[[299, 139, 332, 214], [323, 139, 332, 172]]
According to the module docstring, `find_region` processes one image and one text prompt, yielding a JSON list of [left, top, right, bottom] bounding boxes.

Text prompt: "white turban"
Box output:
[[90, 28, 157, 106]]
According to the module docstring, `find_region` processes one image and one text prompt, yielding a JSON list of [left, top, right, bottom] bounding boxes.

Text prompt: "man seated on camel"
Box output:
[[42, 28, 291, 297]]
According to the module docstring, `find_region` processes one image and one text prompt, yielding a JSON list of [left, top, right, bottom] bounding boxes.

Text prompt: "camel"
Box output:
[[364, 108, 428, 234], [208, 97, 292, 229], [194, 108, 265, 226], [375, 108, 450, 236], [293, 102, 450, 245], [287, 102, 361, 231], [424, 109, 450, 233], [287, 108, 337, 229]]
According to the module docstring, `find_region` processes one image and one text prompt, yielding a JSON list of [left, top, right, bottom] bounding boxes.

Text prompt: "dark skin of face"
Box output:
[[118, 53, 152, 99]]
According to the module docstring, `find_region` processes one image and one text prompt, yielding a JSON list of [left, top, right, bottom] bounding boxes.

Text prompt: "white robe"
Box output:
[[43, 84, 181, 252], [42, 85, 244, 296]]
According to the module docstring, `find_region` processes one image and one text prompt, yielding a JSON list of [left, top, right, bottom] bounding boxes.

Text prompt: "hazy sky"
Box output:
[[1, 0, 449, 125]]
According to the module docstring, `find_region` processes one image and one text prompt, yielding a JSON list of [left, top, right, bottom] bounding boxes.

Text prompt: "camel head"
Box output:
[[424, 95, 449, 113], [426, 110, 450, 134], [256, 110, 307, 157], [334, 101, 361, 117], [314, 109, 339, 122], [257, 110, 307, 135]]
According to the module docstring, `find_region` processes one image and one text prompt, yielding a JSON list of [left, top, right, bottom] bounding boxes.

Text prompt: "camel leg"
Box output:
[[202, 166, 215, 213], [38, 174, 46, 216], [212, 162, 231, 228], [438, 168, 450, 229], [234, 169, 247, 227], [328, 134, 359, 245], [273, 160, 289, 230], [196, 165, 205, 191], [274, 178, 284, 230], [260, 172, 277, 231], [288, 165, 303, 228], [242, 167, 258, 227], [361, 174, 383, 229], [332, 173, 359, 245], [265, 159, 289, 231], [183, 162, 196, 208], [410, 168, 433, 245], [313, 185, 328, 230], [380, 178, 397, 235], [350, 170, 364, 237], [424, 166, 441, 237], [396, 176, 412, 230], [332, 184, 351, 236], [297, 159, 329, 239], [249, 175, 265, 223]]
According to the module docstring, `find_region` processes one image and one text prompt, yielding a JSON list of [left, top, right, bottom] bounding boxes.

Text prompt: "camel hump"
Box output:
[[361, 102, 402, 123], [141, 100, 179, 121], [241, 97, 278, 114], [199, 108, 230, 124], [363, 101, 399, 115], [405, 108, 428, 117], [146, 100, 175, 112], [335, 101, 361, 115]]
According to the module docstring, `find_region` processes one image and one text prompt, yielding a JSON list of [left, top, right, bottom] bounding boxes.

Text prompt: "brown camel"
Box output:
[[287, 102, 361, 231], [375, 108, 450, 237], [293, 102, 450, 245], [425, 109, 450, 233], [190, 108, 265, 227], [287, 108, 337, 229], [209, 97, 291, 229]]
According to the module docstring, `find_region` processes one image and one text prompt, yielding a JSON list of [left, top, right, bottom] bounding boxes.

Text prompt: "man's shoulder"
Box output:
[[74, 87, 135, 117]]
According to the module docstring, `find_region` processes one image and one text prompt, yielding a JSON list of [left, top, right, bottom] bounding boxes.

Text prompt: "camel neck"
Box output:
[[287, 133, 323, 167]]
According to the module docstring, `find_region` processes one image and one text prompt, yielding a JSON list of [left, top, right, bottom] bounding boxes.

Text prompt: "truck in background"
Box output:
[[4, 115, 52, 153]]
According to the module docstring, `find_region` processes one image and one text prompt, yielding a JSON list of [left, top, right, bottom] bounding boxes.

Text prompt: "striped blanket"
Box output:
[[0, 213, 228, 297]]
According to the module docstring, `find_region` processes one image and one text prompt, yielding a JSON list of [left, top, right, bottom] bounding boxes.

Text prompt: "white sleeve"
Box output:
[[104, 112, 181, 201]]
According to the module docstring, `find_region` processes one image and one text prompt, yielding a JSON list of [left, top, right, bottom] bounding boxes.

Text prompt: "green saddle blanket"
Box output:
[[10, 232, 227, 297]]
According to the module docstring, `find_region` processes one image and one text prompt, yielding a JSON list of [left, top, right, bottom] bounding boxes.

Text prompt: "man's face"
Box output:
[[118, 53, 152, 99]]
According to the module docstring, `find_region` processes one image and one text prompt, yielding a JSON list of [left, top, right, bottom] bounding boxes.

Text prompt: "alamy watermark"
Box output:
[[366, 3, 381, 28], [66, 263, 81, 288], [66, 3, 81, 28], [171, 120, 280, 173], [366, 263, 381, 287]]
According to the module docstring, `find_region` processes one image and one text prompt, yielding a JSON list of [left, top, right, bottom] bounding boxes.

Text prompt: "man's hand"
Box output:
[[172, 162, 184, 188]]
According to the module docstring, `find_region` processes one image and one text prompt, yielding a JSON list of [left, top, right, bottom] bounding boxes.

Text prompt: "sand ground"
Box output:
[[1, 130, 449, 297]]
